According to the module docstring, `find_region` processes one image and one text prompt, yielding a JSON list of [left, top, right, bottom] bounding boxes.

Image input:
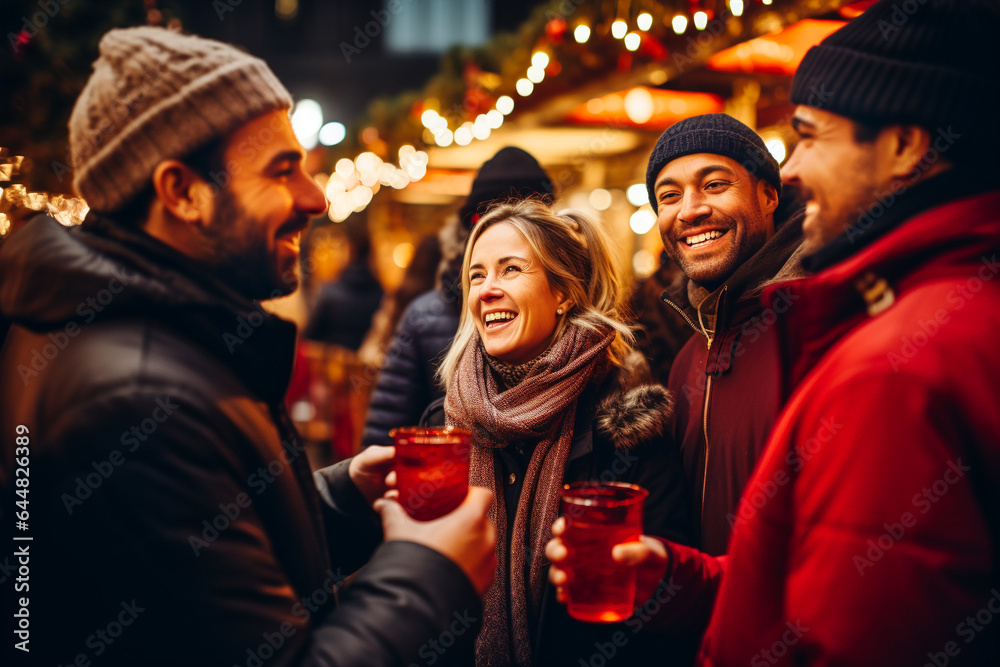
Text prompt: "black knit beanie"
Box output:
[[645, 113, 780, 213], [459, 146, 554, 228], [790, 0, 1000, 164]]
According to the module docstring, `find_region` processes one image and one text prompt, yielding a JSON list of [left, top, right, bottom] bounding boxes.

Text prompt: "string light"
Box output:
[[496, 95, 514, 115], [637, 13, 653, 31], [526, 65, 545, 84], [626, 184, 648, 206], [694, 11, 708, 30], [624, 32, 641, 51], [672, 15, 688, 34], [531, 51, 550, 69], [611, 20, 628, 39], [516, 78, 534, 96], [454, 126, 473, 146], [629, 209, 656, 234], [574, 24, 591, 43], [730, 0, 744, 18]]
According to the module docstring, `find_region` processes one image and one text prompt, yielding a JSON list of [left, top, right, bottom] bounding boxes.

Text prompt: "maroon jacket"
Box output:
[[658, 183, 1000, 665], [665, 203, 805, 555]]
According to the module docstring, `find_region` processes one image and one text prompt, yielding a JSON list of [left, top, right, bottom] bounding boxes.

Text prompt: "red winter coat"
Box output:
[[658, 187, 1000, 665]]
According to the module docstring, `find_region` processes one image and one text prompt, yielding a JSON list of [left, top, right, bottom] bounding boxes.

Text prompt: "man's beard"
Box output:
[[202, 188, 296, 301]]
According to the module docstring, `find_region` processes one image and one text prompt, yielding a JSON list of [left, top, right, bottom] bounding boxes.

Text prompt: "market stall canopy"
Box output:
[[706, 19, 846, 76]]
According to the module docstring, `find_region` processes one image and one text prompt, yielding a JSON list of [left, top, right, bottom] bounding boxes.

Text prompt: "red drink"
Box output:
[[560, 482, 647, 623], [390, 427, 472, 521]]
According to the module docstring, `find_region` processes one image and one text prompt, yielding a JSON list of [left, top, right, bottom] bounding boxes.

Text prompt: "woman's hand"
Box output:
[[347, 445, 395, 505], [545, 516, 672, 607]]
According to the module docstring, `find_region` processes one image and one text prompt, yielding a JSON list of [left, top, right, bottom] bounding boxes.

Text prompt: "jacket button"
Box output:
[[508, 473, 516, 485]]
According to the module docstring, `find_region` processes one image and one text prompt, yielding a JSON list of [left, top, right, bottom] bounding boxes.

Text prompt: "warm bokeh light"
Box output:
[[624, 32, 641, 51], [486, 109, 504, 129], [318, 122, 345, 146], [611, 20, 627, 39], [633, 249, 656, 278], [434, 129, 454, 147], [574, 24, 591, 43], [766, 137, 787, 164], [630, 209, 657, 235], [623, 87, 654, 123], [496, 95, 514, 115], [393, 242, 415, 268], [637, 13, 653, 31], [672, 15, 688, 34], [291, 98, 322, 150], [589, 188, 612, 211], [454, 126, 473, 145], [626, 183, 648, 207], [516, 78, 534, 96], [335, 158, 355, 179]]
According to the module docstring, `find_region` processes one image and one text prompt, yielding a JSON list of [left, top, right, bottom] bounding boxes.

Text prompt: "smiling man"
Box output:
[[0, 27, 496, 667], [549, 1, 1000, 664], [645, 113, 805, 556]]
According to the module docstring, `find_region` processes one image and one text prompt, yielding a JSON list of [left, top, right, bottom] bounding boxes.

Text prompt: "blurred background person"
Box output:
[[297, 212, 385, 461], [304, 212, 384, 349], [362, 146, 554, 447], [357, 233, 442, 370], [434, 200, 693, 666]]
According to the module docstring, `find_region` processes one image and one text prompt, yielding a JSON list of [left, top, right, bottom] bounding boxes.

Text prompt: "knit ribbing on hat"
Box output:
[[645, 113, 780, 213], [459, 146, 554, 227], [69, 27, 292, 213], [790, 0, 999, 158]]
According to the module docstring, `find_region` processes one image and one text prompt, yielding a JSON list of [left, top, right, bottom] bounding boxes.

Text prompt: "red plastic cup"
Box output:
[[390, 427, 472, 521], [560, 481, 648, 623]]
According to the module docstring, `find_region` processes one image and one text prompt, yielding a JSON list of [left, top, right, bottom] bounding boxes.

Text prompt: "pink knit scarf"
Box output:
[[445, 325, 613, 666]]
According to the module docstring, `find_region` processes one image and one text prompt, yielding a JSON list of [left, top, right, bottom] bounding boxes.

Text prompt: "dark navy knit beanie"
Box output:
[[645, 113, 780, 213], [790, 0, 1000, 164], [459, 147, 554, 228]]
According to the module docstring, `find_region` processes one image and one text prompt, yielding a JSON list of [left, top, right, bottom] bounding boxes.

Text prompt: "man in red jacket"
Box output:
[[548, 1, 1000, 664]]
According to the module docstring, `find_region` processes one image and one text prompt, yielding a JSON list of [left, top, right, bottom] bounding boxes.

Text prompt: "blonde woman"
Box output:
[[431, 199, 693, 666]]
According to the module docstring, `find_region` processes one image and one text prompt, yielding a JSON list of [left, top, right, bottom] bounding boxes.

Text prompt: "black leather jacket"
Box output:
[[0, 215, 480, 666]]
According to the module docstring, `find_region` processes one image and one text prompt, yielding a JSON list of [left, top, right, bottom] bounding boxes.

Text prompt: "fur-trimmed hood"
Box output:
[[593, 351, 674, 451]]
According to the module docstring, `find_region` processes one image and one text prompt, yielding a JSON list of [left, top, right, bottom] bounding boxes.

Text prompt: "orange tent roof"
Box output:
[[706, 19, 846, 76]]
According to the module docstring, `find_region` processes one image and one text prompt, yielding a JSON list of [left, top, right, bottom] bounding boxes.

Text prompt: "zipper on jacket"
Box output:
[[700, 374, 712, 530], [662, 297, 701, 336], [694, 286, 724, 532]]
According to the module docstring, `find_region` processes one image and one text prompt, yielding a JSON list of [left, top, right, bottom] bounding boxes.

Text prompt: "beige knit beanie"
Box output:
[[69, 26, 292, 213]]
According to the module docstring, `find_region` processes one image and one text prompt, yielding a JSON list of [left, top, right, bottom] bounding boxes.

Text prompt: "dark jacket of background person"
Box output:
[[361, 216, 464, 447], [664, 194, 806, 556], [0, 215, 481, 667], [650, 178, 1000, 667], [424, 355, 697, 666], [303, 258, 384, 350], [357, 234, 442, 371], [303, 217, 384, 351], [363, 147, 555, 447]]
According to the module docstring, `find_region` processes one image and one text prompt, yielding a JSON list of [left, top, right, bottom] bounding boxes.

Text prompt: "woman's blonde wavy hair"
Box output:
[[437, 198, 635, 388]]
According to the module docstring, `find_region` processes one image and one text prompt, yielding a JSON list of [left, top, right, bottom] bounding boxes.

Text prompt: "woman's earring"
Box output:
[[557, 308, 564, 316]]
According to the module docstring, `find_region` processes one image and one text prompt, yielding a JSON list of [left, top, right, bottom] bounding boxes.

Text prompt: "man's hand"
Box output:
[[348, 445, 395, 505], [375, 487, 497, 596], [545, 516, 671, 607]]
